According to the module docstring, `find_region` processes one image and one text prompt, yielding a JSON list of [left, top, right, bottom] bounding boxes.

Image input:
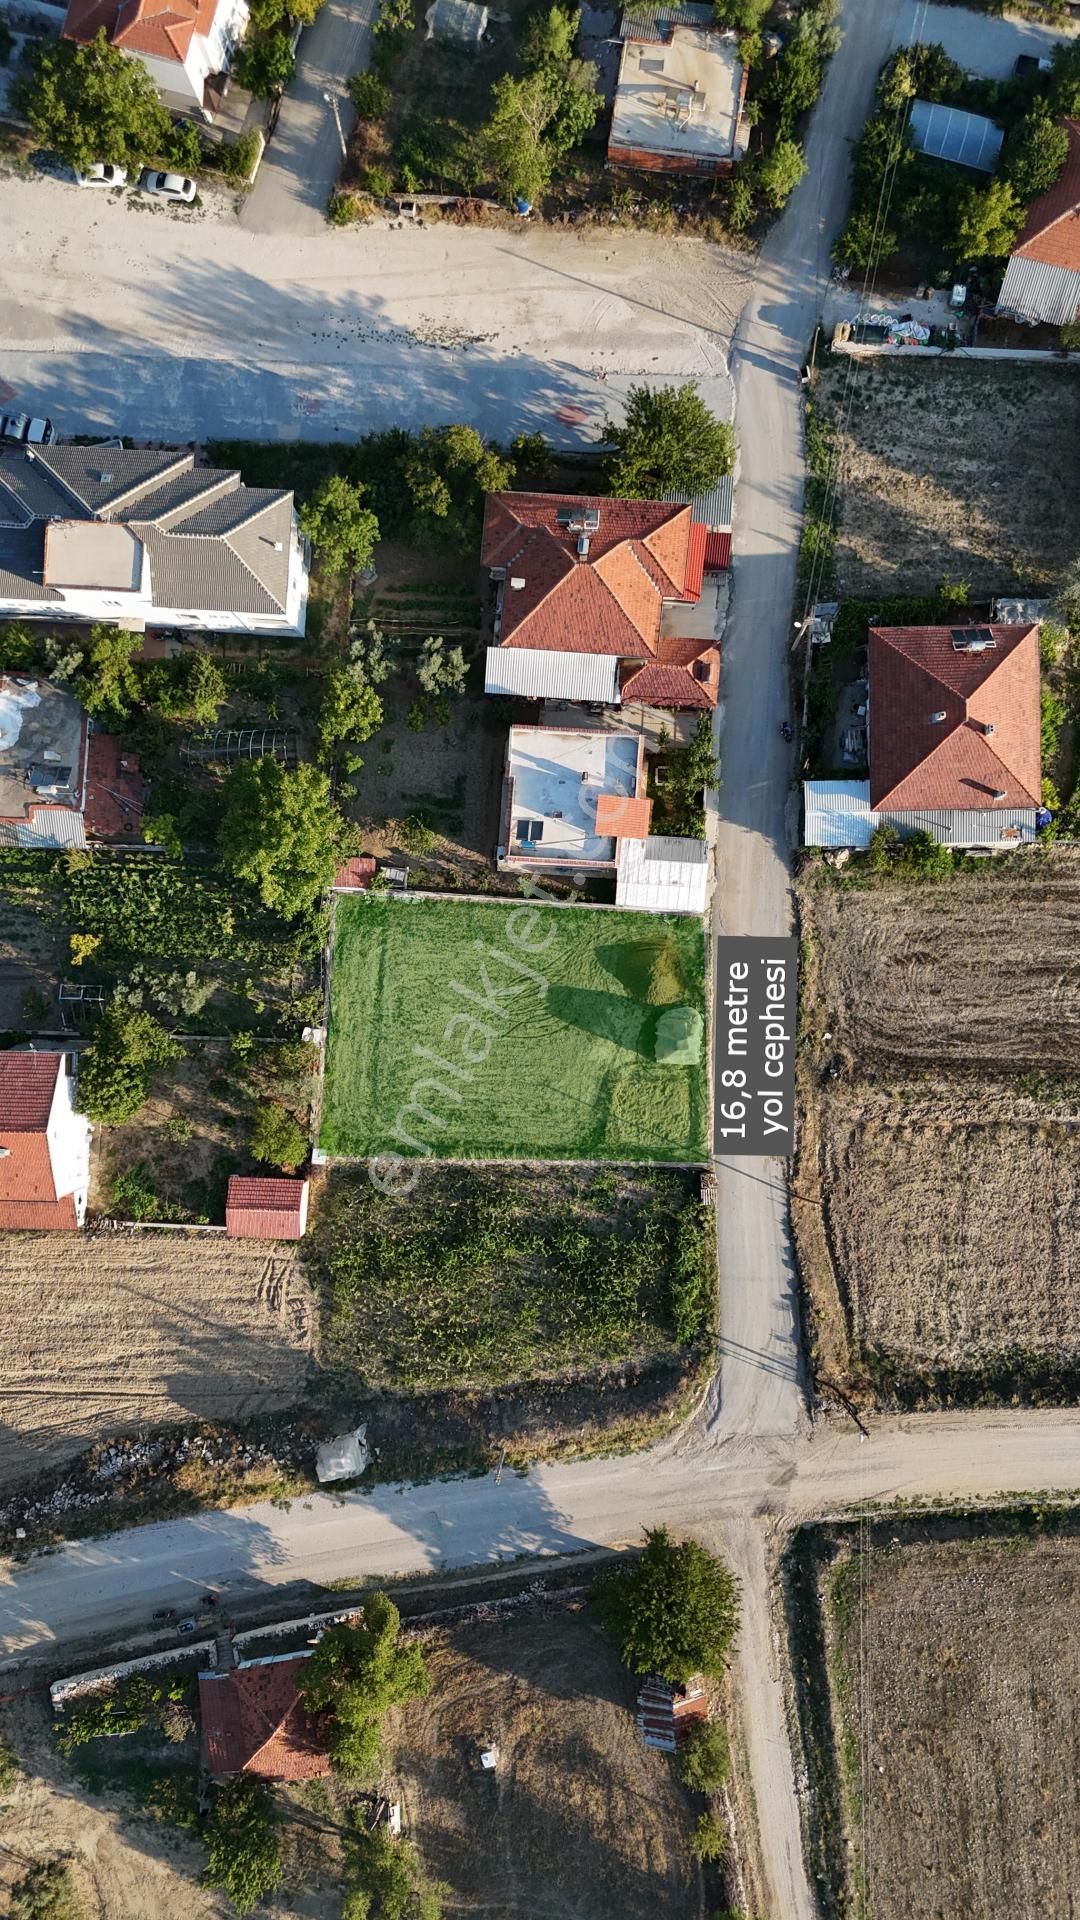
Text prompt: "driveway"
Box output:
[[241, 0, 379, 234], [894, 0, 1078, 77]]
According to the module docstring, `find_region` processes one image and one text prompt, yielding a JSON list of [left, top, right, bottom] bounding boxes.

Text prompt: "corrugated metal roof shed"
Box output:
[[910, 99, 1003, 172], [997, 252, 1080, 326], [663, 475, 733, 529], [804, 781, 1040, 850], [616, 834, 708, 914], [619, 0, 714, 41], [0, 809, 88, 850], [803, 780, 874, 849], [704, 530, 731, 570], [484, 647, 621, 704]]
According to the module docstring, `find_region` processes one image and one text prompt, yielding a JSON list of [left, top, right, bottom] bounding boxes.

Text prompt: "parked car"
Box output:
[[152, 1606, 177, 1621], [177, 1616, 198, 1635], [1, 413, 56, 445], [138, 170, 196, 203], [75, 163, 128, 188]]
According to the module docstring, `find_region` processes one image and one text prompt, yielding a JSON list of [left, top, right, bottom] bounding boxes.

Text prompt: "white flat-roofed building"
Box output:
[[608, 23, 748, 175]]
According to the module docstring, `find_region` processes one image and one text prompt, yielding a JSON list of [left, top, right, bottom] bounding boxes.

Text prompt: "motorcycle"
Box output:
[[780, 721, 793, 743]]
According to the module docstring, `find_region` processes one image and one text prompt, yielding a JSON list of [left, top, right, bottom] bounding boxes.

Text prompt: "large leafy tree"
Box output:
[[47, 623, 140, 727], [299, 475, 380, 577], [954, 177, 1023, 261], [143, 649, 228, 724], [713, 0, 769, 30], [1003, 106, 1069, 205], [756, 135, 807, 210], [318, 665, 383, 762], [218, 759, 352, 918], [402, 424, 512, 546], [480, 6, 601, 201], [599, 1527, 740, 1684], [234, 27, 295, 98], [13, 29, 172, 169], [606, 382, 734, 500], [299, 1594, 429, 1780], [77, 1005, 182, 1125]]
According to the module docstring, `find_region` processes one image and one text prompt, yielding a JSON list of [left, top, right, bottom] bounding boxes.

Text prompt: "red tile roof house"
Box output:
[[63, 0, 251, 120], [481, 493, 719, 711], [200, 1653, 330, 1780], [996, 118, 1080, 326], [806, 623, 1043, 851], [0, 1052, 92, 1231], [225, 1175, 309, 1240]]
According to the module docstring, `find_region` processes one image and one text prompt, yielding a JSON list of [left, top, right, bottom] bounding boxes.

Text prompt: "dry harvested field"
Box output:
[[389, 1607, 705, 1919], [817, 358, 1080, 598], [791, 1521, 1080, 1920], [0, 1231, 313, 1491], [795, 858, 1080, 1398], [803, 854, 1080, 1074]]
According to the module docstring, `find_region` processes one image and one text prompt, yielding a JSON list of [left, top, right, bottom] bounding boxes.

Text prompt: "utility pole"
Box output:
[[323, 90, 347, 160]]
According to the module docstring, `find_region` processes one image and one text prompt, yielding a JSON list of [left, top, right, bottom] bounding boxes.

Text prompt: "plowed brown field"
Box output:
[[0, 1232, 313, 1490]]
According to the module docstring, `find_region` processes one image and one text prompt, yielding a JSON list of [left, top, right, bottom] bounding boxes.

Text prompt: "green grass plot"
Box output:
[[320, 897, 709, 1163]]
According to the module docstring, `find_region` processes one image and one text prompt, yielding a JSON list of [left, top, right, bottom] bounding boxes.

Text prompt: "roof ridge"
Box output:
[[222, 525, 288, 616]]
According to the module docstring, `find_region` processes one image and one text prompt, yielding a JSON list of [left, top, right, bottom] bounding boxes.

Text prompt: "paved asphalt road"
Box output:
[[4, 1, 1080, 1912], [242, 0, 378, 235]]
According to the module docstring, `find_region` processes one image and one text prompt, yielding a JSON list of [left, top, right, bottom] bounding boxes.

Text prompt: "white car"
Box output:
[[75, 163, 128, 188], [139, 170, 197, 203]]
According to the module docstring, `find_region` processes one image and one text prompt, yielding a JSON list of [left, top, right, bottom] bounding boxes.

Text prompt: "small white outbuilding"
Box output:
[[425, 0, 489, 44]]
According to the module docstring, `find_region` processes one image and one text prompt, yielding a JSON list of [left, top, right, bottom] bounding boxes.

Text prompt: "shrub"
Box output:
[[1041, 683, 1066, 763], [689, 1810, 730, 1861], [678, 1719, 731, 1792], [1039, 620, 1069, 668], [208, 128, 262, 181], [349, 70, 390, 119], [399, 811, 437, 855], [0, 620, 40, 669], [203, 1778, 282, 1912], [77, 1006, 182, 1126], [11, 1859, 83, 1920], [251, 1100, 308, 1171], [298, 1594, 429, 1780], [364, 163, 395, 197]]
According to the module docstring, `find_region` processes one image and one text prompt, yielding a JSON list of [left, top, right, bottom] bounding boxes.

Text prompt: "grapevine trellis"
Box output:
[[180, 728, 298, 767]]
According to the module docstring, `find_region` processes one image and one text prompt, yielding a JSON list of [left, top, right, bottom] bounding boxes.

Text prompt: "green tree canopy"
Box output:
[[298, 1593, 429, 1779], [143, 649, 228, 724], [402, 424, 513, 545], [713, 0, 769, 30], [234, 27, 295, 98], [299, 474, 381, 576], [218, 759, 352, 918], [77, 1005, 182, 1125], [832, 206, 897, 270], [954, 177, 1023, 260], [343, 1825, 443, 1920], [416, 635, 467, 697], [599, 1527, 740, 1684], [605, 382, 735, 500], [318, 665, 384, 762], [13, 28, 172, 168], [203, 1778, 283, 1913], [1003, 106, 1069, 205], [756, 135, 807, 210], [251, 1100, 308, 1172], [48, 623, 140, 727], [480, 8, 601, 201]]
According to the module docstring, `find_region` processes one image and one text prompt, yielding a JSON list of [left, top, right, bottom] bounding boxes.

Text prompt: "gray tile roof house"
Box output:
[[0, 447, 308, 636]]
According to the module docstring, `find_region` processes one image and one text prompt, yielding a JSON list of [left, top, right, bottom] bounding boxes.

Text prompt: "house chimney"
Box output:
[[510, 576, 526, 590], [992, 789, 1007, 801], [980, 722, 995, 735]]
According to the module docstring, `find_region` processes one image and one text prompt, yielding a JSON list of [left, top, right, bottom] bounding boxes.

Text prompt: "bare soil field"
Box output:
[[788, 1518, 1080, 1920], [388, 1607, 706, 1919], [795, 858, 1080, 1400], [803, 853, 1080, 1073], [0, 1232, 313, 1491], [816, 359, 1080, 598]]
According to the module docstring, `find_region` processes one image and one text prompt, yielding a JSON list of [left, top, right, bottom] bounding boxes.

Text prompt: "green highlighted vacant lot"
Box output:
[[320, 897, 708, 1163]]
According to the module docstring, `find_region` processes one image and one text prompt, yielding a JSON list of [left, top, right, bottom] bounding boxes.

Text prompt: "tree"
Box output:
[[756, 136, 807, 210], [599, 1527, 740, 1684], [251, 1100, 308, 1171], [13, 28, 172, 169], [298, 1593, 429, 1780], [0, 621, 40, 670], [1050, 39, 1080, 119], [606, 382, 734, 499], [300, 475, 380, 576], [349, 70, 390, 118], [77, 1005, 182, 1125], [677, 1719, 731, 1792], [203, 1778, 283, 1913], [416, 635, 468, 697], [234, 27, 295, 97], [218, 759, 353, 918], [48, 624, 139, 727], [1003, 106, 1069, 205], [689, 1810, 729, 1862], [480, 40, 601, 203], [522, 1, 576, 68], [713, 0, 768, 29], [343, 1825, 443, 1920], [726, 171, 757, 234], [319, 665, 384, 761], [144, 650, 228, 723], [954, 177, 1023, 260], [402, 424, 513, 546], [832, 207, 897, 270]]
